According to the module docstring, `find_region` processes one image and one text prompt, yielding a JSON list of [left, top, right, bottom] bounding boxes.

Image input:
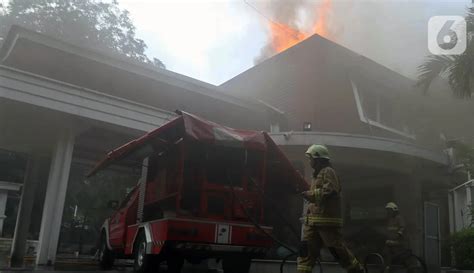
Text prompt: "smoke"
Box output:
[[333, 0, 469, 79], [248, 0, 474, 141], [250, 0, 313, 64], [252, 0, 345, 64], [252, 0, 469, 79]]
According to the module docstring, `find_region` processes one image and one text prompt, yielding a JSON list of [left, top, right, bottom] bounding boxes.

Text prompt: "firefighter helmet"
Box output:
[[385, 202, 399, 211], [305, 144, 330, 160]]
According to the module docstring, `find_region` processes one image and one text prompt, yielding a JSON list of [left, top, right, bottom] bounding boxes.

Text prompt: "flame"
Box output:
[[267, 0, 333, 54], [269, 22, 309, 53], [313, 0, 332, 38]]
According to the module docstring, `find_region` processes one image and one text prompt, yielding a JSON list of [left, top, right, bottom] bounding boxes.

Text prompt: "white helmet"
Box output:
[[385, 202, 399, 211]]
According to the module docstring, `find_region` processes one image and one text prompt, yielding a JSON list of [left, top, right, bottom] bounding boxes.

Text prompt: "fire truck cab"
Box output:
[[88, 112, 307, 273]]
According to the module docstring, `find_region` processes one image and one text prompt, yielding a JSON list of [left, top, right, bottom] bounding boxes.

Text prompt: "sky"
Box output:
[[119, 0, 266, 85], [119, 0, 470, 85]]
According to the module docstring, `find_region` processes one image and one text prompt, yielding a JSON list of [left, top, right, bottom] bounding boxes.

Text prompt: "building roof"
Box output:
[[0, 25, 268, 129], [219, 33, 431, 141], [221, 33, 416, 94]]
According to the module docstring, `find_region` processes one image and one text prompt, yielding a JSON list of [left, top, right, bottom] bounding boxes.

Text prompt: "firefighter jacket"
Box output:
[[386, 214, 405, 246], [304, 166, 343, 227]]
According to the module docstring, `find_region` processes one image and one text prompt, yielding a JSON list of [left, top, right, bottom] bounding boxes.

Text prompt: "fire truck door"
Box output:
[[109, 188, 138, 248], [109, 208, 127, 248]]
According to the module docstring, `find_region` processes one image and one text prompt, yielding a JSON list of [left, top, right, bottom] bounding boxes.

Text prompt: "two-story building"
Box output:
[[221, 34, 452, 269]]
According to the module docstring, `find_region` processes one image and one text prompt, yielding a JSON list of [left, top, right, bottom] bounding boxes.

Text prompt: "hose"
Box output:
[[227, 175, 322, 273], [247, 177, 301, 240], [228, 176, 297, 255]]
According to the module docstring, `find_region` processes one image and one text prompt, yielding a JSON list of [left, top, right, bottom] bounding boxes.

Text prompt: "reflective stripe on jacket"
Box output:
[[305, 166, 343, 227], [386, 214, 405, 245]]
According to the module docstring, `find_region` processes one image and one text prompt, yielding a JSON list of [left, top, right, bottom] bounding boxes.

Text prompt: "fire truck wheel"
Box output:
[[98, 235, 114, 270], [222, 256, 251, 273], [133, 232, 157, 273]]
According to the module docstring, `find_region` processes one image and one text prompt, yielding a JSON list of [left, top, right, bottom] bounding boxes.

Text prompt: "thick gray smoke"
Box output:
[[253, 0, 469, 79]]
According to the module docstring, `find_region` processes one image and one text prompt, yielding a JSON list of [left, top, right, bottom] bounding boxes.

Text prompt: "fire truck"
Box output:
[[88, 111, 308, 273]]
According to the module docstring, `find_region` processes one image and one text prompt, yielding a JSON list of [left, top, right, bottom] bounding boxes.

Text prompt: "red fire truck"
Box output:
[[88, 112, 308, 273]]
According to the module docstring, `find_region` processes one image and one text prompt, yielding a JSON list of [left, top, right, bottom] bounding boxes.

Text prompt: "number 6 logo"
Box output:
[[428, 16, 466, 55]]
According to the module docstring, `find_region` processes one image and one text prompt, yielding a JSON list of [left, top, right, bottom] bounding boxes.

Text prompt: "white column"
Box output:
[[36, 130, 75, 266], [453, 190, 459, 231], [10, 156, 42, 267], [0, 189, 7, 236], [448, 192, 454, 234], [466, 185, 472, 226], [0, 182, 22, 237]]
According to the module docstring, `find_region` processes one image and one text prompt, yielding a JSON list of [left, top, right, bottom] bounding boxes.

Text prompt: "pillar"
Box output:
[[36, 130, 75, 266], [10, 155, 42, 267], [0, 189, 7, 236], [0, 181, 22, 236]]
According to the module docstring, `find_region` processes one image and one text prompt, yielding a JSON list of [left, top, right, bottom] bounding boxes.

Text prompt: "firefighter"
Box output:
[[383, 202, 406, 272], [298, 144, 364, 273]]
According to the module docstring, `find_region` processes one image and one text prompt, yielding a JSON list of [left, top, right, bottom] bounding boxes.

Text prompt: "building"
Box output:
[[0, 25, 271, 266], [0, 25, 458, 271], [221, 34, 453, 269]]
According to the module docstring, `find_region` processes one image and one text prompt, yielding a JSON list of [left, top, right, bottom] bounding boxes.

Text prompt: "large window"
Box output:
[[350, 78, 415, 139]]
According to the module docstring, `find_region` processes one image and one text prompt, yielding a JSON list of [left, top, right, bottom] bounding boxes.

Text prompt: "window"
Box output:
[[119, 186, 137, 209], [270, 122, 280, 133], [350, 78, 416, 139]]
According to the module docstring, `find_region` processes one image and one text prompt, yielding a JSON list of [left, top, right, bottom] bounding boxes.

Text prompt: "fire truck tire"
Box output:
[[222, 256, 251, 273], [133, 232, 157, 273], [98, 235, 114, 270]]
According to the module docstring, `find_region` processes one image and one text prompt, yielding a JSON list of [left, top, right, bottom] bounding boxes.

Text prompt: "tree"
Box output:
[[416, 8, 473, 99], [0, 0, 165, 69], [450, 140, 474, 175], [60, 164, 140, 253]]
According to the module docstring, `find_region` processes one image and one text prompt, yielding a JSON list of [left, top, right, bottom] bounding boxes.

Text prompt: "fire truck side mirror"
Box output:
[[107, 200, 119, 210]]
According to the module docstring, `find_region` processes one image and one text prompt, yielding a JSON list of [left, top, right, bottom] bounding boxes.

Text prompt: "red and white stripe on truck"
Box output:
[[122, 218, 273, 255]]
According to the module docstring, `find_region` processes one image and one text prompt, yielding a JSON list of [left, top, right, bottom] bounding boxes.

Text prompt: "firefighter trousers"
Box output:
[[383, 244, 403, 269], [382, 245, 416, 273], [297, 224, 363, 273]]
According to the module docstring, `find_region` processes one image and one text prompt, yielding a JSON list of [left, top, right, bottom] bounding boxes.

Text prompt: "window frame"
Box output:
[[350, 78, 416, 139]]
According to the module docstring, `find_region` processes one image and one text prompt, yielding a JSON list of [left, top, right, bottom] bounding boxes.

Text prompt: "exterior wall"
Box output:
[[221, 38, 364, 134]]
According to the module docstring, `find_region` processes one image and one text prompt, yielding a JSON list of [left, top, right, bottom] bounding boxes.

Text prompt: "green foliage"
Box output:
[[450, 228, 474, 269], [0, 0, 165, 68], [450, 141, 474, 174], [416, 7, 474, 99], [61, 163, 139, 249]]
